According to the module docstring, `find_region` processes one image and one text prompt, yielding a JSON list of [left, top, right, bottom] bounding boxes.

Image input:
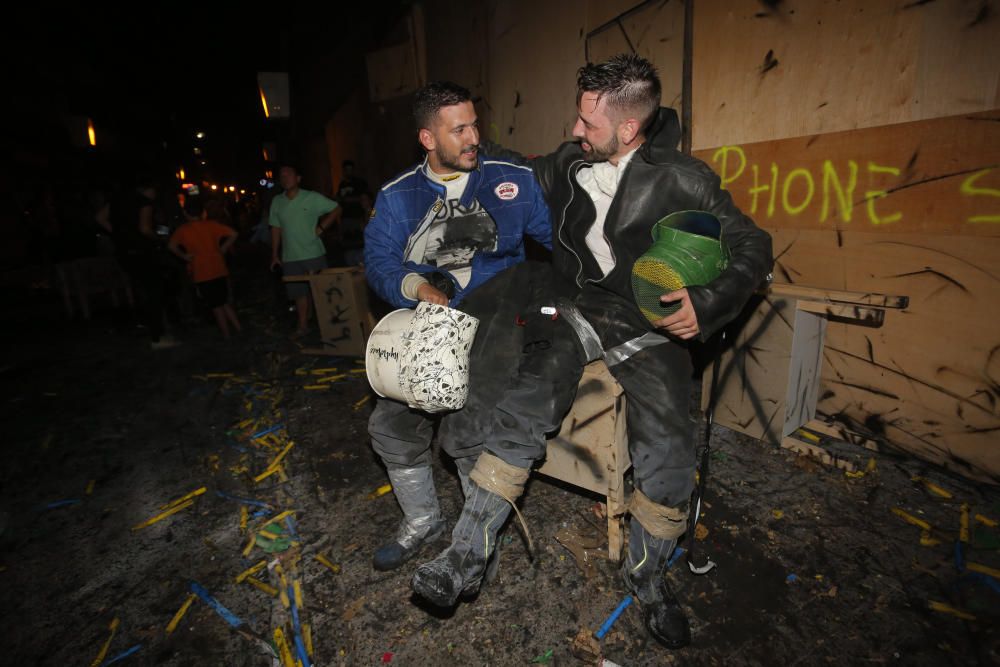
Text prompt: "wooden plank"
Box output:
[[780, 436, 856, 473], [694, 110, 1000, 237], [768, 284, 907, 309], [692, 0, 1000, 148]]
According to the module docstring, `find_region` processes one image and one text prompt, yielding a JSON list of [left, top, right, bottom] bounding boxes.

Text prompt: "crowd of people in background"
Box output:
[[7, 159, 372, 348]]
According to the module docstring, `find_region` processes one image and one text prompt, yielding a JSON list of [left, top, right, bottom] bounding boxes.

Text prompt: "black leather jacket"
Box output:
[[495, 107, 773, 341]]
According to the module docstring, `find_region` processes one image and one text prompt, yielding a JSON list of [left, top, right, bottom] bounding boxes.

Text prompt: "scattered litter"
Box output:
[[368, 484, 392, 500], [165, 593, 196, 635], [594, 595, 632, 640], [315, 554, 340, 574], [891, 508, 931, 531], [554, 524, 606, 579], [666, 547, 687, 568], [570, 629, 601, 661], [381, 652, 394, 663], [786, 574, 798, 583], [771, 509, 784, 519], [302, 385, 329, 391], [342, 596, 366, 621], [960, 504, 970, 543], [352, 395, 371, 411], [89, 617, 120, 667], [966, 561, 1000, 580], [43, 499, 82, 510], [928, 600, 976, 621], [975, 513, 998, 527], [101, 643, 142, 665], [274, 627, 295, 667], [86, 479, 96, 495], [245, 577, 278, 597], [131, 499, 194, 531], [234, 560, 267, 584], [531, 648, 554, 664], [189, 581, 243, 628], [911, 476, 952, 498], [159, 486, 206, 510]]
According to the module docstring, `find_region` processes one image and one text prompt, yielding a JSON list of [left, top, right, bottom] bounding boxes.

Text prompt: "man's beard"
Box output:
[[581, 133, 619, 163], [435, 144, 478, 172]]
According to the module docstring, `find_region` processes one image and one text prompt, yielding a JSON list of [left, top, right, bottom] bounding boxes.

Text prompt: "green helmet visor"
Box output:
[[630, 210, 729, 324]]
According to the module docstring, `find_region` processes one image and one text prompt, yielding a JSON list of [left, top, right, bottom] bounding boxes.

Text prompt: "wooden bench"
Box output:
[[537, 360, 631, 561]]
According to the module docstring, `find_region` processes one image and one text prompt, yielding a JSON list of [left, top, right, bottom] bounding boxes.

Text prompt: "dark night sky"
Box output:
[[5, 4, 409, 190]]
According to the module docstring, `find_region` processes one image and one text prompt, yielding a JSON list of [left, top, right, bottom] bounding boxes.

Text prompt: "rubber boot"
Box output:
[[372, 466, 446, 571], [410, 479, 511, 606], [621, 520, 691, 649]]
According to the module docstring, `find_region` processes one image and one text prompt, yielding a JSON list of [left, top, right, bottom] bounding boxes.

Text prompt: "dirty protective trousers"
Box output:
[[486, 283, 698, 509]]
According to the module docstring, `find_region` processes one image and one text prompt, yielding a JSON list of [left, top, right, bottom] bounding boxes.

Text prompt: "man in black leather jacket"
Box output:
[[411, 54, 773, 650]]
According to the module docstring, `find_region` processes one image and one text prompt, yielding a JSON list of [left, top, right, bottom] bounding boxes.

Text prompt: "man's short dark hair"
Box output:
[[413, 81, 472, 130], [279, 163, 300, 176], [576, 54, 661, 132]]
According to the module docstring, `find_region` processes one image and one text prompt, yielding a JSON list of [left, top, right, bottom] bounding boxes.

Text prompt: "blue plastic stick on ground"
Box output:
[[594, 595, 633, 640], [101, 643, 142, 665], [190, 581, 244, 628]]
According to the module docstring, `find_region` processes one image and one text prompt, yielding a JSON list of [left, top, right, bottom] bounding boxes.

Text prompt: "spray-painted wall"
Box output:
[[360, 0, 1000, 480]]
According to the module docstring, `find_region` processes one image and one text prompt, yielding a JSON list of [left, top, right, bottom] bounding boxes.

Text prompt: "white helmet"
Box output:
[[365, 301, 480, 413]]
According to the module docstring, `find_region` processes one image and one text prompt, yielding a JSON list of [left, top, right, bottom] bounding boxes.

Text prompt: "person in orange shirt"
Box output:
[[168, 197, 242, 339]]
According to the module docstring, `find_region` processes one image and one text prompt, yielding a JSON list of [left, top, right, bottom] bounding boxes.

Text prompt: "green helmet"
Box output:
[[630, 210, 728, 324]]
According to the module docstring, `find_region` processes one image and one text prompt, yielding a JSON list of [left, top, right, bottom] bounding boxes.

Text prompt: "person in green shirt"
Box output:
[[269, 164, 341, 337]]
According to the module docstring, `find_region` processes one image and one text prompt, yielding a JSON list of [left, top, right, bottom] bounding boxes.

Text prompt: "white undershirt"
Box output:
[[575, 147, 639, 276], [401, 169, 471, 299]]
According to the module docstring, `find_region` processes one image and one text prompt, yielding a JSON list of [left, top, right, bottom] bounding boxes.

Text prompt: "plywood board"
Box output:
[[696, 111, 1000, 482], [692, 0, 1000, 149]]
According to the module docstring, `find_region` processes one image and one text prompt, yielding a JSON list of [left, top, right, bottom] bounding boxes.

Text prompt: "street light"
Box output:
[[196, 132, 205, 139], [87, 119, 96, 146]]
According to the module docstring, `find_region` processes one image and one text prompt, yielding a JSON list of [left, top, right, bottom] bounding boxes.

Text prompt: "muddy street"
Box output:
[[1, 273, 997, 667]]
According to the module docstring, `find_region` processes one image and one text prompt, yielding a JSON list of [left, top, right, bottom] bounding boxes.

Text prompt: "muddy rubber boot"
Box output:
[[410, 480, 511, 607], [621, 521, 691, 649], [372, 466, 446, 572], [455, 456, 476, 499]]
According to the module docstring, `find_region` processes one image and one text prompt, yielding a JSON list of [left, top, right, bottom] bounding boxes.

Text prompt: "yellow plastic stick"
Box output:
[[368, 483, 392, 499], [303, 623, 313, 657], [89, 617, 120, 667], [242, 534, 256, 557], [928, 600, 976, 620], [245, 577, 278, 597], [132, 499, 194, 531], [234, 560, 268, 584], [264, 510, 296, 527], [311, 367, 340, 374], [352, 395, 371, 411], [966, 561, 1000, 579], [302, 385, 328, 390], [315, 554, 339, 573], [316, 374, 346, 384], [293, 580, 304, 609], [274, 627, 296, 667], [253, 466, 281, 484], [960, 504, 970, 543], [206, 372, 234, 378], [85, 479, 96, 495], [239, 506, 248, 532], [266, 442, 295, 472], [975, 513, 998, 527], [349, 368, 367, 375], [911, 476, 953, 499], [159, 487, 207, 510], [891, 508, 931, 531], [166, 594, 196, 635]]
